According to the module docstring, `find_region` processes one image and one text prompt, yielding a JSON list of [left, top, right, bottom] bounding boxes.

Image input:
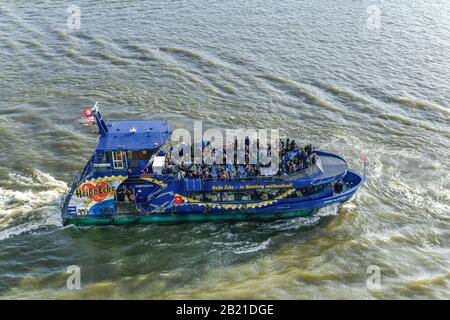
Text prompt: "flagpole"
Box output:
[[360, 153, 367, 178], [364, 158, 367, 178]]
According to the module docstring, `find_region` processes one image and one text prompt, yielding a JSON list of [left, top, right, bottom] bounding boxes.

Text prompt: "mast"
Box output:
[[92, 101, 109, 137]]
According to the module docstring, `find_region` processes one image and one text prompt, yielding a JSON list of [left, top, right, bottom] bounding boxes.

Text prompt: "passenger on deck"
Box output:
[[160, 139, 317, 180], [124, 188, 135, 202], [290, 139, 296, 151], [312, 153, 318, 165], [334, 180, 344, 193], [287, 161, 295, 174], [116, 188, 125, 202]]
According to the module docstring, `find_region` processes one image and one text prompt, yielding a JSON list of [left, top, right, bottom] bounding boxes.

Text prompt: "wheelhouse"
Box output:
[[83, 111, 171, 179]]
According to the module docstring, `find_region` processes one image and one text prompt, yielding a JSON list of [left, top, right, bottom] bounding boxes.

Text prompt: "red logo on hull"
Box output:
[[77, 182, 115, 202]]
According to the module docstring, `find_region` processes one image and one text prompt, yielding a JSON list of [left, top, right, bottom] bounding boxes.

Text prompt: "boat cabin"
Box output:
[[88, 110, 171, 177]]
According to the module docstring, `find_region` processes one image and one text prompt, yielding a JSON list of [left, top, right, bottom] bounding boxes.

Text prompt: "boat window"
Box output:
[[266, 188, 282, 199], [255, 189, 270, 201], [204, 192, 221, 202], [188, 184, 334, 204], [112, 151, 125, 169], [222, 192, 237, 202], [127, 150, 155, 161], [128, 161, 140, 168], [239, 191, 255, 201], [287, 184, 332, 198], [254, 188, 288, 200], [102, 151, 112, 163], [189, 192, 204, 202]]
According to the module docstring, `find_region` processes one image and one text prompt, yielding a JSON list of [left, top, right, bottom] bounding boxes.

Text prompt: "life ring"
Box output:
[[174, 194, 183, 205]]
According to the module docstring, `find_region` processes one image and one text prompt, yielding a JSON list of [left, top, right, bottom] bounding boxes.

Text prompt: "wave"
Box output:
[[159, 47, 206, 62], [391, 96, 450, 117], [316, 204, 340, 217], [378, 112, 448, 135], [126, 44, 157, 56], [92, 52, 133, 65], [0, 170, 66, 241], [63, 49, 97, 65], [313, 81, 371, 104], [158, 46, 225, 70], [258, 75, 347, 114], [233, 238, 272, 254]]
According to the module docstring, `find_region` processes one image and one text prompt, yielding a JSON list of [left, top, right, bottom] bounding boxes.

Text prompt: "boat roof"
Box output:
[[95, 119, 171, 151]]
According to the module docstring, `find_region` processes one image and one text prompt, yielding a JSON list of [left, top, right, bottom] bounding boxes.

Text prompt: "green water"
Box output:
[[0, 0, 449, 299]]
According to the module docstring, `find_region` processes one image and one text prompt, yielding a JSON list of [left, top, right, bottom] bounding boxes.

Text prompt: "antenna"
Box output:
[[360, 153, 367, 177], [92, 101, 99, 113], [92, 101, 109, 137]]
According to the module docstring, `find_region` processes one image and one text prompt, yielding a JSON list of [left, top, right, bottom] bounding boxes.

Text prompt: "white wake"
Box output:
[[0, 170, 67, 240]]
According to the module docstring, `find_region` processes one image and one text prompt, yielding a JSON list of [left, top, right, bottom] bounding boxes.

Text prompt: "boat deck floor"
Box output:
[[316, 151, 348, 180]]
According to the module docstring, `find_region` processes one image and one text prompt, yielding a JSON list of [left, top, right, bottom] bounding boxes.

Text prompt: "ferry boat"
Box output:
[[61, 104, 365, 225]]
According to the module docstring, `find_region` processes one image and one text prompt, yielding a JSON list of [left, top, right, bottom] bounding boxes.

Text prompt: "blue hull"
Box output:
[[63, 170, 363, 225]]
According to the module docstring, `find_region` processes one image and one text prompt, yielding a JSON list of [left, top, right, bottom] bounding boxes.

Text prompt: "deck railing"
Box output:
[[60, 169, 81, 212], [60, 151, 105, 213], [157, 162, 321, 182]]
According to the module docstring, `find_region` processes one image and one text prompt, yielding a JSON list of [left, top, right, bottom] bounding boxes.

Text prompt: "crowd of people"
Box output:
[[280, 140, 318, 175], [159, 138, 319, 180]]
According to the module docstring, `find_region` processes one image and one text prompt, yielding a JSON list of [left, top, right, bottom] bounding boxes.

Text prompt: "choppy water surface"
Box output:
[[0, 0, 449, 299]]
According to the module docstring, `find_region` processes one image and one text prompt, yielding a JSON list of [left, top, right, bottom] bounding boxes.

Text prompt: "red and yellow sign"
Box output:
[[76, 181, 116, 202], [69, 176, 127, 214]]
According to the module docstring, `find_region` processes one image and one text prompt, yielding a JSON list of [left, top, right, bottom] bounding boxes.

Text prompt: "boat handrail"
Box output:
[[93, 163, 111, 168], [60, 169, 82, 212], [157, 162, 320, 182], [141, 176, 172, 209]]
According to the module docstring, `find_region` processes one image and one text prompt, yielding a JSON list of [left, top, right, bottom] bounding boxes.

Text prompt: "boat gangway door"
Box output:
[[152, 156, 166, 175], [185, 178, 203, 192]]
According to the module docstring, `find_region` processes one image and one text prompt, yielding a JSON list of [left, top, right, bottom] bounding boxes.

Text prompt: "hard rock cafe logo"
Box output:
[[76, 181, 115, 202]]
